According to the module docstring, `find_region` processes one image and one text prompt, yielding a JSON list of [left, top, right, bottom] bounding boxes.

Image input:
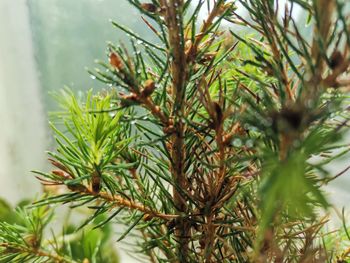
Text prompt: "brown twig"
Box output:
[[82, 187, 178, 221], [162, 0, 190, 260]]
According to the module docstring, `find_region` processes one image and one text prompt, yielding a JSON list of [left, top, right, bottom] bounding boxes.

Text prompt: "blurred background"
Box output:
[[0, 0, 154, 202], [0, 1, 154, 261], [0, 0, 349, 262]]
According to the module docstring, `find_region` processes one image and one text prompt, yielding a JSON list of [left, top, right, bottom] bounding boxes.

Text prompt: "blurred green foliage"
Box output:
[[0, 198, 119, 263]]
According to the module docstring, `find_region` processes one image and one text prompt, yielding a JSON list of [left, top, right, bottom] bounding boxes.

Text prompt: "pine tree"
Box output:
[[1, 0, 350, 262]]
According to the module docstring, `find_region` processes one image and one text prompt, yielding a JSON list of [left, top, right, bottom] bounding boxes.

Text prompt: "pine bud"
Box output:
[[280, 107, 303, 130], [140, 3, 158, 13], [213, 102, 223, 121], [91, 171, 101, 193], [109, 52, 123, 70], [271, 106, 304, 133], [120, 93, 139, 107], [141, 79, 156, 97], [24, 234, 40, 249], [211, 101, 223, 128], [163, 125, 175, 134], [329, 50, 344, 70], [143, 214, 152, 221]]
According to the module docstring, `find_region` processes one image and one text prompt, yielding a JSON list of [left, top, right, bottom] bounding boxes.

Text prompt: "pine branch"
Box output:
[[1, 0, 348, 262], [160, 0, 191, 260], [0, 243, 74, 263]]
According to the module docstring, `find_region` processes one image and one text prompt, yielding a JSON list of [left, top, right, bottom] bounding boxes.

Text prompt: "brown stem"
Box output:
[[79, 187, 178, 221], [214, 124, 226, 198], [162, 0, 190, 261]]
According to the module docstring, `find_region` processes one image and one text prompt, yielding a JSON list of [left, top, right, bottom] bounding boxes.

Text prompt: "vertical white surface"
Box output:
[[0, 0, 47, 205]]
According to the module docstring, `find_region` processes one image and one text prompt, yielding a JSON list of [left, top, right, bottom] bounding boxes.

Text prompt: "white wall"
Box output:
[[0, 0, 47, 205]]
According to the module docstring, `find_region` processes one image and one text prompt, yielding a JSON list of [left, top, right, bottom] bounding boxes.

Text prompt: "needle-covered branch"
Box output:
[[3, 0, 350, 262]]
